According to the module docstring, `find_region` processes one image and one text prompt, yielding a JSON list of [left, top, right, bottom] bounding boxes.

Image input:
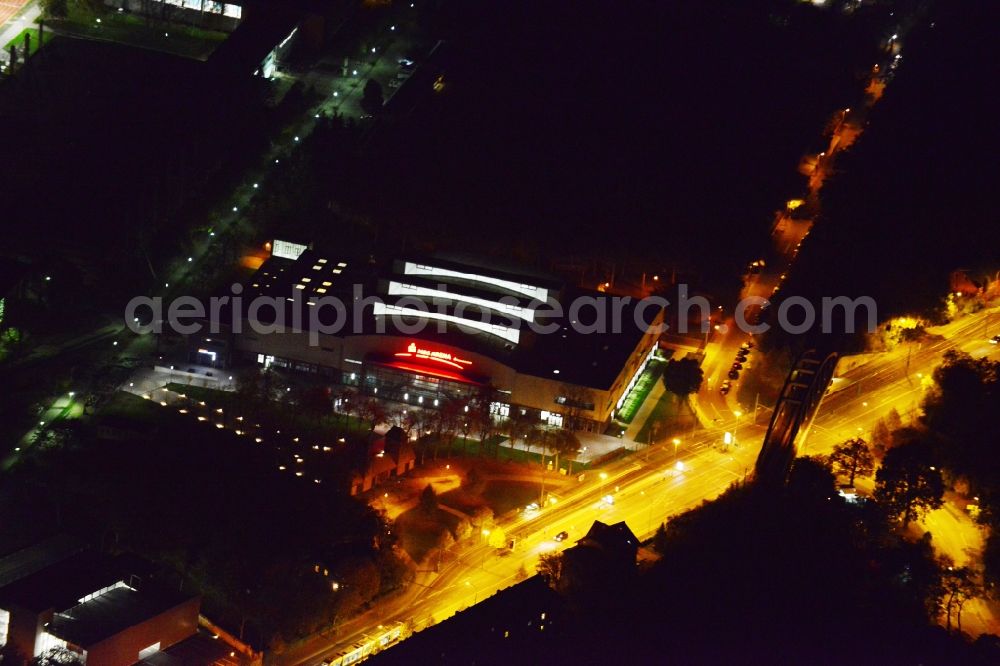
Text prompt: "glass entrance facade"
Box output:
[[360, 361, 482, 407]]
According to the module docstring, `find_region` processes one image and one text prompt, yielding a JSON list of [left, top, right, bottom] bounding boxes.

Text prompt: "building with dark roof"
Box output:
[[0, 540, 200, 666], [366, 576, 560, 666], [351, 426, 416, 495], [217, 248, 662, 433], [558, 521, 639, 605]]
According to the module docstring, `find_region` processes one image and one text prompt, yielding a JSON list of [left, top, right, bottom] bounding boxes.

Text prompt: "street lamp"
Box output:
[[672, 437, 681, 459], [733, 410, 742, 445]]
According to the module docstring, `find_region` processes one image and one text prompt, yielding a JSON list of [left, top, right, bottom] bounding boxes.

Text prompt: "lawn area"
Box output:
[[437, 487, 488, 515], [5, 27, 55, 56], [102, 390, 166, 421], [442, 435, 550, 466], [480, 480, 540, 516], [164, 382, 368, 434], [634, 390, 697, 444], [615, 358, 666, 424], [395, 506, 462, 563], [49, 6, 228, 60]]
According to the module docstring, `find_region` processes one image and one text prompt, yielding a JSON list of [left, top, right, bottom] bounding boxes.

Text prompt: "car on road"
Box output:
[[554, 530, 569, 542], [398, 57, 415, 69], [991, 335, 1000, 344], [720, 380, 731, 395], [728, 369, 740, 380]]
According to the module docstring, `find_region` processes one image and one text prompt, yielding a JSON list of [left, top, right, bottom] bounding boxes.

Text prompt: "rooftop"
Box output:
[[232, 251, 658, 390], [0, 545, 146, 615], [139, 628, 242, 666], [0, 534, 84, 593], [48, 585, 196, 648]]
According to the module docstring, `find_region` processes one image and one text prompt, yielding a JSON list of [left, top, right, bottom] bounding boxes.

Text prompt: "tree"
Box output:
[[469, 386, 498, 455], [357, 398, 386, 432], [652, 522, 669, 553], [874, 438, 945, 527], [829, 437, 875, 486], [921, 351, 1000, 492], [558, 383, 595, 431], [541, 427, 580, 475], [296, 385, 332, 423], [361, 79, 383, 115], [537, 551, 563, 587], [506, 408, 533, 453], [31, 647, 85, 665], [486, 525, 506, 549], [338, 388, 358, 426], [419, 484, 437, 514], [438, 398, 465, 457], [871, 417, 893, 457], [234, 367, 265, 409], [939, 559, 980, 633], [41, 0, 68, 18], [787, 456, 836, 500], [662, 357, 703, 401], [735, 346, 793, 409]]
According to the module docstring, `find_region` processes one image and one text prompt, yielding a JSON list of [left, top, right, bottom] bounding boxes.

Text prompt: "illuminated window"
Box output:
[[387, 281, 535, 322], [312, 265, 322, 270], [322, 281, 332, 286], [301, 277, 312, 283], [294, 284, 305, 290], [318, 258, 328, 264], [403, 261, 548, 301], [337, 262, 348, 267], [315, 288, 327, 294], [372, 302, 520, 344]]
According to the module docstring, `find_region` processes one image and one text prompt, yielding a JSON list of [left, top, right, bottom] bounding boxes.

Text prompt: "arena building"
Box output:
[[212, 249, 663, 431]]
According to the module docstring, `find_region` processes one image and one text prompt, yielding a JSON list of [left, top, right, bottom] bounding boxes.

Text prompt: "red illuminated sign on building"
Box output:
[[394, 342, 472, 371]]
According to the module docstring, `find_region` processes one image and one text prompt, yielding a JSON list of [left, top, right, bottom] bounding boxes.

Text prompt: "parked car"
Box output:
[[720, 381, 731, 395], [728, 369, 740, 380], [991, 335, 1000, 344], [554, 531, 569, 542], [731, 361, 743, 371]]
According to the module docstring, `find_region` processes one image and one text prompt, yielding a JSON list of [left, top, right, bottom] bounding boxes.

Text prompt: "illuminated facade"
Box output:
[[229, 253, 663, 430], [0, 539, 199, 665]]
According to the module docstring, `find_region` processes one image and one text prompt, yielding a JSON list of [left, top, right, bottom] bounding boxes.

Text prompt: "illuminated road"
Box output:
[[285, 11, 921, 664], [282, 309, 1000, 664], [802, 306, 1000, 455], [283, 423, 761, 665]]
